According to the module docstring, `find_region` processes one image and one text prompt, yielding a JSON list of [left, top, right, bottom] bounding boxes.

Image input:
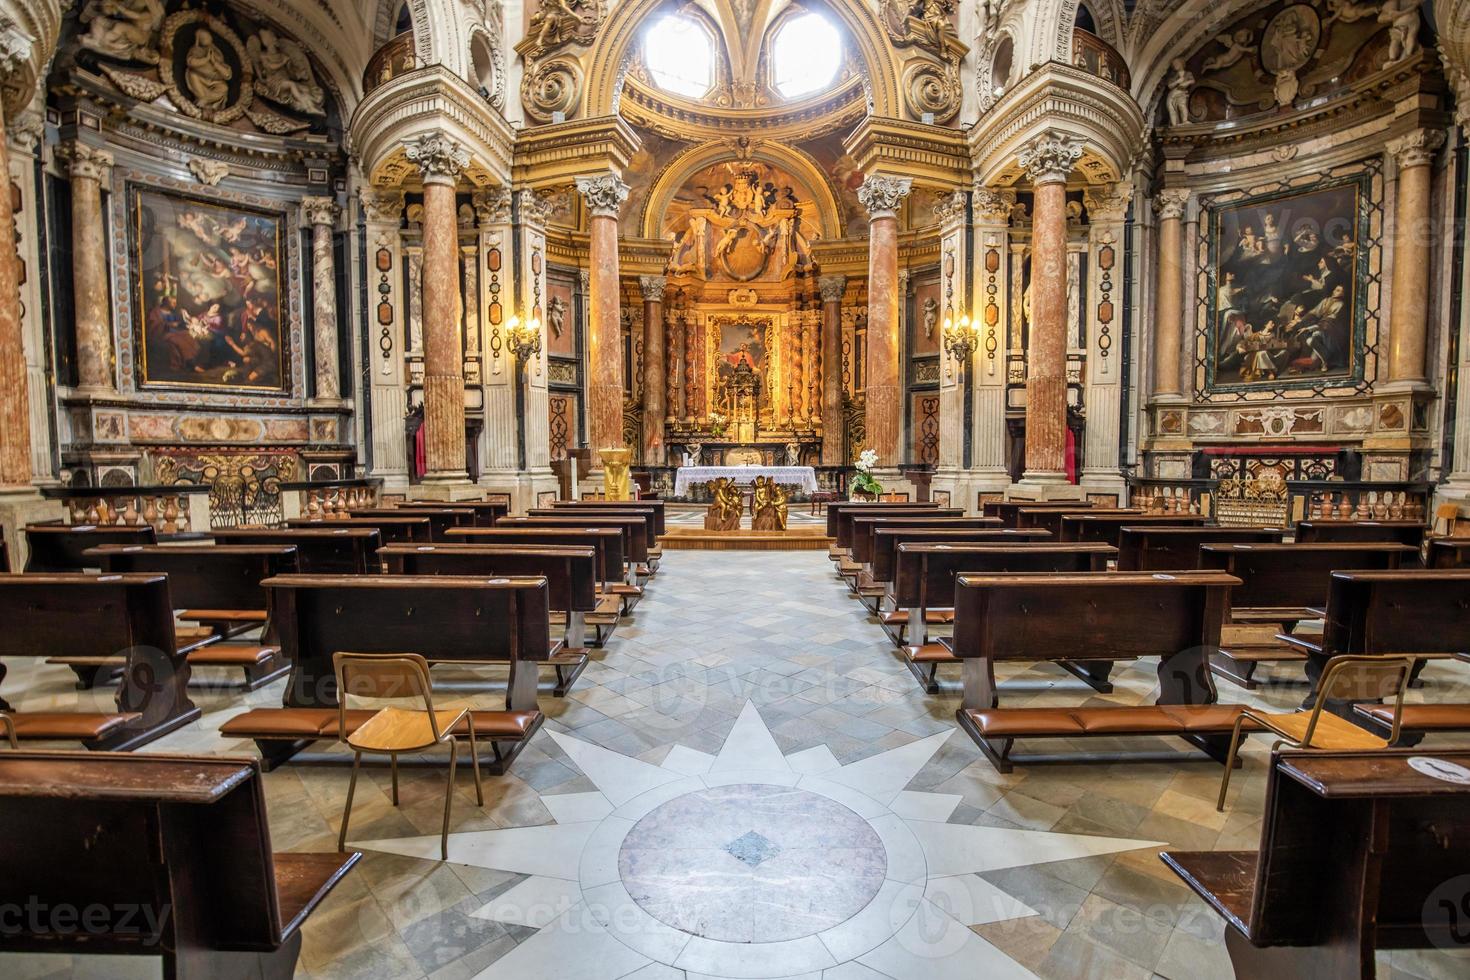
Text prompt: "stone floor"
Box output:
[[5, 549, 1470, 979]]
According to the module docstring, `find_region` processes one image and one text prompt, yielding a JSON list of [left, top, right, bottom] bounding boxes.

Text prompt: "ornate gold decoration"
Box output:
[[750, 475, 789, 531], [703, 476, 742, 530], [600, 447, 632, 500]]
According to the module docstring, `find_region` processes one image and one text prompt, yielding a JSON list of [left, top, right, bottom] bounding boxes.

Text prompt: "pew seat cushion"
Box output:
[[881, 609, 954, 626], [187, 644, 278, 666], [175, 624, 217, 642], [221, 707, 543, 741], [1356, 703, 1470, 731], [905, 643, 957, 664], [966, 708, 1085, 736], [179, 608, 269, 623], [7, 711, 143, 740], [965, 705, 1262, 738]]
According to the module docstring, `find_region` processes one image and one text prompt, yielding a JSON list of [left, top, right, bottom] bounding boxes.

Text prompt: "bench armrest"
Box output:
[[1274, 632, 1323, 656], [273, 851, 362, 942]]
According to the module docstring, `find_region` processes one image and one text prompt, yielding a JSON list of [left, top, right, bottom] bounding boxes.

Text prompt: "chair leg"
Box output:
[[338, 750, 362, 852], [441, 739, 459, 861], [467, 722, 485, 806], [390, 753, 399, 806], [1216, 717, 1249, 812]]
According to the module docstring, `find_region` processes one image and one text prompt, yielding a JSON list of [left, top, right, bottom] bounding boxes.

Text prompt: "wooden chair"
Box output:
[[333, 652, 484, 860], [1433, 502, 1465, 538], [878, 491, 910, 502], [1216, 655, 1414, 811], [1, 713, 14, 748]]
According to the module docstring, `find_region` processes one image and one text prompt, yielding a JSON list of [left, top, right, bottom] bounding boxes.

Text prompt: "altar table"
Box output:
[[674, 465, 818, 496]]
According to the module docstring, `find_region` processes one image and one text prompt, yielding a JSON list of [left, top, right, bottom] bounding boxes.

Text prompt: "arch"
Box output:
[[637, 140, 846, 240], [1030, 0, 1128, 65], [581, 0, 903, 121]]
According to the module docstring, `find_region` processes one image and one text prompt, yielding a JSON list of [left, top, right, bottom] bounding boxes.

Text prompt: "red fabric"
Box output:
[[413, 422, 426, 478], [1065, 427, 1077, 484]]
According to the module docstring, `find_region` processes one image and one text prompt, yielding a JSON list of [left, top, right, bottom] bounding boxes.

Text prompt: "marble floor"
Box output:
[[5, 549, 1470, 980]]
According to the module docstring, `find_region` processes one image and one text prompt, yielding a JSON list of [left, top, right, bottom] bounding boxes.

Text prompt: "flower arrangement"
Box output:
[[707, 411, 728, 437], [851, 448, 883, 498]]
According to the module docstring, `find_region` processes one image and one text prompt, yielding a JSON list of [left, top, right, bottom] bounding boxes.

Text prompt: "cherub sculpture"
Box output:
[[750, 476, 789, 531], [704, 477, 742, 531]]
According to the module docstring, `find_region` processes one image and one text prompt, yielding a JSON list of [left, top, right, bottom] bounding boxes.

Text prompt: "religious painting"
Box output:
[[1205, 180, 1366, 392], [663, 161, 819, 282], [132, 188, 288, 391]]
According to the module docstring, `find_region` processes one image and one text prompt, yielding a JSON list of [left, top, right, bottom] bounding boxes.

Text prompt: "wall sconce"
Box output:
[[506, 314, 542, 366], [942, 314, 979, 363]]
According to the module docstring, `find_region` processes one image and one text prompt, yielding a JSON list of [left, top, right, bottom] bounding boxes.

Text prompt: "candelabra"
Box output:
[[506, 314, 542, 370]]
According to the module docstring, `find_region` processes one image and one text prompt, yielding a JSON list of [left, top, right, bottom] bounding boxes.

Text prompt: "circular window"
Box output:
[[644, 15, 715, 98], [771, 13, 842, 99]]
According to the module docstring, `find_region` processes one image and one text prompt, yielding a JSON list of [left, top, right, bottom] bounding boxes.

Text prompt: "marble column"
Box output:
[[1153, 188, 1189, 399], [61, 142, 114, 394], [1082, 183, 1130, 489], [1386, 129, 1446, 385], [302, 196, 343, 402], [819, 276, 845, 464], [406, 134, 471, 484], [639, 275, 666, 464], [0, 82, 30, 487], [858, 175, 912, 465], [1018, 132, 1083, 483], [576, 174, 630, 461], [971, 188, 1015, 482], [667, 301, 684, 427]]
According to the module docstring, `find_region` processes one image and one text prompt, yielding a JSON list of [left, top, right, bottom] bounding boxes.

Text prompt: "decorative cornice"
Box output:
[[638, 275, 667, 302], [512, 115, 641, 188], [1018, 131, 1085, 186], [1386, 128, 1446, 168], [1154, 188, 1190, 221], [60, 142, 113, 182], [575, 173, 630, 218], [857, 174, 913, 220], [842, 115, 969, 189], [620, 73, 866, 144], [405, 132, 470, 184], [819, 275, 847, 303]]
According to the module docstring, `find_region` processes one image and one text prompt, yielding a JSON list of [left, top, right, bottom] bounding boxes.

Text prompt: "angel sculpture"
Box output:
[[248, 30, 326, 116], [751, 476, 789, 532], [703, 477, 742, 531]]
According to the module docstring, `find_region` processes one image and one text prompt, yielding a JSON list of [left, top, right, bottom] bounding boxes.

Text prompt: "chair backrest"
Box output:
[[1, 713, 14, 748], [1302, 655, 1414, 745], [333, 652, 444, 741]]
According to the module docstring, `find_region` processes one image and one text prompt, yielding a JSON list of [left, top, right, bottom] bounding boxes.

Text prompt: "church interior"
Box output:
[[3, 0, 1470, 977]]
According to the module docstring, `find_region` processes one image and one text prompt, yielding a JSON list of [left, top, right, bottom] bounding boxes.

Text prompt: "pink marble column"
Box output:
[[1018, 133, 1083, 482], [639, 275, 666, 463], [858, 175, 912, 465], [406, 134, 471, 483], [0, 91, 31, 487], [302, 197, 342, 401], [819, 275, 845, 464], [667, 301, 684, 424], [1386, 129, 1445, 384], [61, 142, 115, 393], [1153, 189, 1189, 398], [577, 174, 630, 459]]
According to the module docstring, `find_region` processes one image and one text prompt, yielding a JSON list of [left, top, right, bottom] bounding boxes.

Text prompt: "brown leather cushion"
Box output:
[[905, 643, 957, 664], [188, 644, 277, 666], [965, 708, 1085, 736], [1163, 705, 1263, 732], [222, 707, 543, 740], [881, 609, 956, 626], [966, 704, 1259, 738], [609, 584, 643, 596], [1074, 707, 1187, 734], [9, 712, 141, 740], [1358, 703, 1470, 729], [180, 609, 268, 622]]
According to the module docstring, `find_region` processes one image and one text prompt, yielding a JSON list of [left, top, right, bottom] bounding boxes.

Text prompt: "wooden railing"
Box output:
[[1070, 29, 1130, 91], [40, 485, 211, 536], [1126, 476, 1432, 526]]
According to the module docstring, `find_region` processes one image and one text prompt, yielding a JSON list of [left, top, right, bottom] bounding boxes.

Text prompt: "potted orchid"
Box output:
[[707, 411, 728, 438], [851, 448, 883, 500]]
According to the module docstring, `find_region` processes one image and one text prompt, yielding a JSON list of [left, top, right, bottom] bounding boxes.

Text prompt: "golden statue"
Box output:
[[750, 475, 789, 531], [704, 477, 742, 530], [600, 447, 632, 501]]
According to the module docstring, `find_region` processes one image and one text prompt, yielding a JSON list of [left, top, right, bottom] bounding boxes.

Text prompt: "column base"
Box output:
[[0, 486, 64, 571], [1012, 475, 1085, 501], [411, 474, 481, 502], [1079, 471, 1129, 506], [478, 469, 560, 514]]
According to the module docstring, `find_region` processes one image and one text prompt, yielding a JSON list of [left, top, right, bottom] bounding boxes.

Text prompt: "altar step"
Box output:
[[661, 527, 831, 551]]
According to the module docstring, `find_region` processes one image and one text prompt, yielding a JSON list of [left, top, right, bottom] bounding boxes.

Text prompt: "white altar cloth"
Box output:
[[674, 465, 818, 496]]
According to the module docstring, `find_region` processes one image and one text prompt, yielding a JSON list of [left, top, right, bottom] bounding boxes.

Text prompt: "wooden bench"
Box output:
[[528, 506, 658, 577], [1199, 542, 1417, 688], [213, 526, 382, 574], [0, 751, 359, 979], [349, 506, 472, 540], [446, 525, 626, 637], [1058, 512, 1211, 546], [825, 501, 943, 559], [285, 515, 431, 545], [219, 574, 551, 771], [889, 543, 1116, 691], [0, 573, 199, 749], [80, 544, 300, 690], [380, 542, 599, 694], [1163, 747, 1470, 977], [948, 570, 1246, 772], [396, 499, 509, 528], [845, 514, 988, 596], [1428, 537, 1470, 568], [499, 515, 649, 592], [1296, 519, 1427, 550], [23, 523, 157, 572], [982, 499, 1094, 527], [832, 506, 961, 578], [1013, 506, 1141, 537], [1116, 525, 1288, 571], [554, 497, 667, 536], [863, 526, 1052, 618]]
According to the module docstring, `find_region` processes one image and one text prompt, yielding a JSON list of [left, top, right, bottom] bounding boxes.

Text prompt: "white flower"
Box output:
[[856, 449, 879, 473]]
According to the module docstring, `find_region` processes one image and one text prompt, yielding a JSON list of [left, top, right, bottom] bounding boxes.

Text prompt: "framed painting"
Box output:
[[132, 187, 289, 392], [1204, 178, 1368, 393]]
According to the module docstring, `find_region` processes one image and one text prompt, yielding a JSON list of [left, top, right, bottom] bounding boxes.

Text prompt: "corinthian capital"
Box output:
[[973, 186, 1016, 222], [1387, 128, 1446, 169], [360, 188, 405, 224], [932, 189, 967, 226], [301, 196, 340, 227], [60, 142, 113, 182], [818, 275, 846, 303], [1154, 188, 1190, 221], [1018, 132, 1084, 186], [639, 275, 667, 302], [472, 188, 512, 227], [857, 174, 913, 220], [404, 133, 470, 184], [1084, 183, 1131, 223], [0, 26, 32, 85], [516, 188, 556, 228], [576, 174, 630, 218]]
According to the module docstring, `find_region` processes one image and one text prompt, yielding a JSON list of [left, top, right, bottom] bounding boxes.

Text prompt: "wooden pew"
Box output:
[[219, 574, 550, 771], [349, 506, 472, 540], [23, 523, 157, 572], [866, 527, 1052, 620], [1162, 747, 1470, 978], [1199, 542, 1417, 688], [1015, 506, 1135, 537], [850, 515, 999, 569], [1429, 537, 1470, 568], [498, 516, 649, 600], [447, 526, 625, 630], [825, 501, 942, 560], [1059, 512, 1211, 546], [397, 499, 509, 528], [554, 498, 667, 536], [380, 542, 598, 694], [286, 515, 431, 545], [1295, 519, 1427, 550], [1116, 525, 1288, 571], [0, 573, 199, 749], [832, 506, 961, 580], [982, 499, 1095, 527], [0, 751, 360, 979], [82, 544, 299, 690], [948, 570, 1246, 772], [213, 526, 381, 574], [889, 543, 1115, 691], [528, 506, 658, 569]]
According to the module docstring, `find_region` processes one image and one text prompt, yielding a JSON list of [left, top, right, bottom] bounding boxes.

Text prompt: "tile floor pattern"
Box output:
[[4, 549, 1470, 980]]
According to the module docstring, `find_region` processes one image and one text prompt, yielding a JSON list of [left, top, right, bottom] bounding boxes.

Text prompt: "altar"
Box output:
[[673, 465, 818, 497]]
